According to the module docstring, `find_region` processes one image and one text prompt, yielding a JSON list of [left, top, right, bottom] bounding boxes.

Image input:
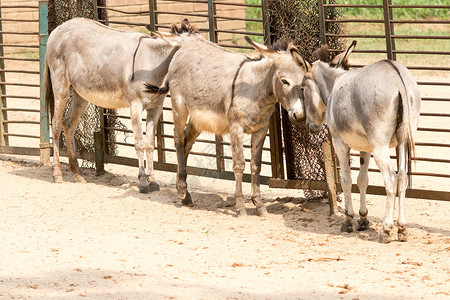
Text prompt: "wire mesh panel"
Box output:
[[266, 0, 344, 199]]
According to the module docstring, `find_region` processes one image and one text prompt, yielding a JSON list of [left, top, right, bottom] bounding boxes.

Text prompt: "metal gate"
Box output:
[[0, 1, 47, 160], [0, 0, 448, 202]]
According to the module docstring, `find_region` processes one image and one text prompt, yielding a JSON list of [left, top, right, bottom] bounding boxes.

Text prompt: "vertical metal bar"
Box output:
[[383, 0, 394, 60], [388, 0, 396, 61], [318, 0, 327, 45], [92, 0, 98, 21], [261, 0, 271, 45], [0, 2, 7, 147], [207, 0, 218, 43], [149, 1, 165, 163], [39, 0, 51, 164], [149, 0, 157, 31], [91, 0, 107, 173], [208, 0, 224, 171]]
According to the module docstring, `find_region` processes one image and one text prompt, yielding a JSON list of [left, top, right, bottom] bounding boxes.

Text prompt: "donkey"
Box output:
[[302, 41, 421, 243], [44, 18, 197, 193], [145, 36, 309, 216]]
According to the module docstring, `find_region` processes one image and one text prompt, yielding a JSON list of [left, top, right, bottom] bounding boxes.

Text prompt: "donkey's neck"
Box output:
[[239, 57, 277, 105], [313, 61, 346, 105]]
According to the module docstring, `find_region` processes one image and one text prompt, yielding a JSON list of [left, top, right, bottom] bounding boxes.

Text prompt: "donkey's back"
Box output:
[[46, 18, 152, 109], [328, 60, 421, 152]]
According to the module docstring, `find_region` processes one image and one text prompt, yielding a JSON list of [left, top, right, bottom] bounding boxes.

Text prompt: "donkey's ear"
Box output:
[[290, 48, 310, 73], [151, 31, 180, 47], [244, 36, 275, 54], [331, 40, 357, 70]]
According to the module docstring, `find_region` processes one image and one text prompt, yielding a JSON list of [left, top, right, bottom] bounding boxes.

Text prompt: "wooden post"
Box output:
[[39, 0, 51, 164], [263, 0, 285, 179], [323, 141, 338, 215]]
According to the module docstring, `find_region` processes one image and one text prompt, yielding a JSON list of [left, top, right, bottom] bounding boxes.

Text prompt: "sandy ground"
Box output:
[[0, 153, 449, 300]]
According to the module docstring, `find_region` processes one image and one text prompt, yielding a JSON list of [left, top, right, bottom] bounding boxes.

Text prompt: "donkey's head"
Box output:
[[303, 41, 356, 133], [147, 19, 198, 47], [245, 37, 309, 124]]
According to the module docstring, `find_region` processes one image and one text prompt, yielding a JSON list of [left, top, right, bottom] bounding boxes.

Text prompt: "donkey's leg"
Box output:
[[144, 103, 164, 192], [357, 151, 371, 231], [230, 123, 246, 216], [129, 102, 149, 193], [172, 97, 192, 206], [333, 139, 354, 232], [183, 121, 201, 161], [62, 92, 88, 183], [396, 143, 408, 242], [372, 146, 396, 243], [250, 126, 269, 216], [50, 74, 70, 183]]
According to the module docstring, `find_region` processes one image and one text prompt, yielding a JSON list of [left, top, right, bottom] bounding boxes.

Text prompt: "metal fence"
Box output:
[[0, 0, 448, 202], [0, 1, 43, 159]]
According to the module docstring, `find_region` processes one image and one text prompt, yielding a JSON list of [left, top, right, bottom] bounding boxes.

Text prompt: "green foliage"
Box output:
[[245, 0, 264, 44], [341, 0, 449, 19]]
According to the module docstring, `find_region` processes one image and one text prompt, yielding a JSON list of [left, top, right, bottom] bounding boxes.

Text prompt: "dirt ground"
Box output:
[[0, 153, 449, 300]]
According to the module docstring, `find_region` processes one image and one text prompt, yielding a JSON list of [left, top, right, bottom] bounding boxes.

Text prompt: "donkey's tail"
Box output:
[[397, 74, 416, 189], [144, 77, 169, 96], [44, 59, 54, 124]]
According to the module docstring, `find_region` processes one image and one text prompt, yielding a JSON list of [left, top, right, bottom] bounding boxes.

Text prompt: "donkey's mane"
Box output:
[[170, 19, 198, 34], [313, 44, 330, 63], [313, 44, 351, 70], [272, 39, 293, 52]]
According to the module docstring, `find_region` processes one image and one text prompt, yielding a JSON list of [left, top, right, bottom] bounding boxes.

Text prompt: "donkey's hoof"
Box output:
[[398, 228, 408, 242], [181, 191, 194, 207], [53, 175, 63, 183], [148, 181, 160, 192], [236, 207, 247, 217], [139, 185, 150, 194], [341, 221, 353, 233], [357, 218, 370, 231], [74, 174, 87, 184], [256, 206, 268, 217], [378, 230, 391, 244]]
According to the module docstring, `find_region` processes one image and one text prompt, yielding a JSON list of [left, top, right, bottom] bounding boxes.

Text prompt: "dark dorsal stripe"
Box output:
[[384, 60, 407, 90], [131, 35, 148, 81], [230, 55, 263, 109]]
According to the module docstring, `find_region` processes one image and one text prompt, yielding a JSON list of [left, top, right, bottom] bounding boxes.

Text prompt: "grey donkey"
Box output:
[[44, 18, 197, 193], [145, 36, 309, 216], [302, 41, 421, 243]]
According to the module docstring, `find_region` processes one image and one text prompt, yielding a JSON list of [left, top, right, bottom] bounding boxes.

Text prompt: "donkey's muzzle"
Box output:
[[288, 108, 305, 124]]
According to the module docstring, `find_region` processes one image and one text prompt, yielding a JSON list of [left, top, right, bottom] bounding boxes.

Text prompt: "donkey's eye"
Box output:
[[281, 79, 290, 86]]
